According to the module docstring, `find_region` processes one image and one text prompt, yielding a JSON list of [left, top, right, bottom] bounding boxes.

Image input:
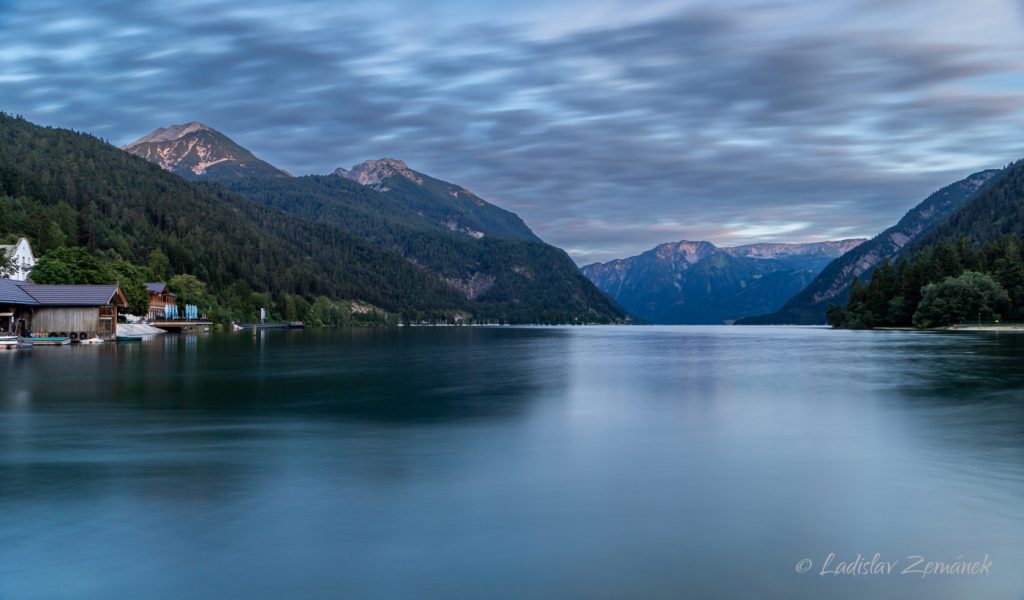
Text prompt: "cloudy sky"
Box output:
[[3, 0, 1024, 264]]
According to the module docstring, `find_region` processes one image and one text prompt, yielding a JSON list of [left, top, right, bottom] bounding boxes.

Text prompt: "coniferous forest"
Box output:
[[828, 159, 1024, 329], [826, 237, 1024, 328], [0, 113, 624, 324]]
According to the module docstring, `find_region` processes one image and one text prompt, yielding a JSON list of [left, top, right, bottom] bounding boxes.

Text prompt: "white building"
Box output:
[[1, 238, 35, 281]]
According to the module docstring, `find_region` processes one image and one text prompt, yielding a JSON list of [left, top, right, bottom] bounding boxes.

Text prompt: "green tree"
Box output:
[[147, 249, 172, 281], [281, 294, 311, 322], [933, 240, 963, 278], [912, 271, 1011, 328], [826, 304, 848, 328], [989, 236, 1024, 319], [0, 256, 16, 278], [885, 295, 913, 325], [30, 247, 114, 284], [109, 260, 151, 316], [310, 296, 352, 327], [838, 276, 876, 329], [956, 236, 978, 271], [865, 259, 896, 325], [168, 274, 208, 306]]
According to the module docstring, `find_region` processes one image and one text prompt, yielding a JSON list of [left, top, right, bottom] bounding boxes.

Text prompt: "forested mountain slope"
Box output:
[[1, 114, 622, 323], [124, 122, 622, 323], [737, 170, 999, 324], [912, 161, 1024, 249]]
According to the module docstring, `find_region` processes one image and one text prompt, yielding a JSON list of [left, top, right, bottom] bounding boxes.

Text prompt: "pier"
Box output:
[[150, 320, 213, 333], [236, 321, 305, 331]]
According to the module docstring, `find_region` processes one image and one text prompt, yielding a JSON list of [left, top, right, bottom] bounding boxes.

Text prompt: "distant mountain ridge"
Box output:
[[333, 158, 540, 242], [123, 120, 620, 323], [582, 239, 864, 324], [124, 124, 539, 243], [737, 169, 1000, 324], [724, 241, 863, 260]]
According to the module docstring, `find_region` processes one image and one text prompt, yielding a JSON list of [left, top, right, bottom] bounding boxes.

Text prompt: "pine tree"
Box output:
[[991, 236, 1024, 319], [934, 239, 963, 278]]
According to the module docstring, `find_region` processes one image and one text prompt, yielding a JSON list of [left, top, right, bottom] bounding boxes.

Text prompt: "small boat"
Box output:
[[115, 335, 143, 342], [79, 337, 105, 344], [20, 336, 71, 346], [0, 335, 21, 350]]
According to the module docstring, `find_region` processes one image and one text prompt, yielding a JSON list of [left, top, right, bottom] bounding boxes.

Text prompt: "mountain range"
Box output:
[[737, 169, 1000, 324], [0, 114, 623, 324], [821, 159, 1024, 329], [118, 121, 623, 323], [582, 239, 864, 324], [6, 113, 1017, 327]]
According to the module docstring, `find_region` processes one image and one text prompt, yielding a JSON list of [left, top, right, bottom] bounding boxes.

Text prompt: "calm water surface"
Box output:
[[1, 326, 1023, 599]]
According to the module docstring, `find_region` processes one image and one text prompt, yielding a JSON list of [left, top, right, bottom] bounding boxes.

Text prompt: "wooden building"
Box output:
[[0, 280, 38, 338], [0, 280, 127, 339], [145, 282, 176, 320]]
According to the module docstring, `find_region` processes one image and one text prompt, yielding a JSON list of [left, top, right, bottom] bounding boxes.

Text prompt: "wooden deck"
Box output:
[[149, 320, 213, 332]]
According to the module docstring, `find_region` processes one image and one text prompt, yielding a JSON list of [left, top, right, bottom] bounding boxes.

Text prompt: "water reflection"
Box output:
[[0, 327, 1022, 599], [0, 329, 570, 512], [0, 328, 569, 423]]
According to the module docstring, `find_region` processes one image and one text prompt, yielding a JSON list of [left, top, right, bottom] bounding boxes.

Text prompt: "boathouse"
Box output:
[[0, 280, 127, 339], [144, 282, 176, 320]]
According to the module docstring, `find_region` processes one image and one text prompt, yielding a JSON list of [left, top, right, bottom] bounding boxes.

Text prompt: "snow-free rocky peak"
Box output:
[[652, 240, 718, 265], [333, 158, 541, 242], [124, 122, 213, 147], [335, 158, 423, 191], [723, 239, 865, 259], [581, 237, 868, 324], [123, 122, 288, 178]]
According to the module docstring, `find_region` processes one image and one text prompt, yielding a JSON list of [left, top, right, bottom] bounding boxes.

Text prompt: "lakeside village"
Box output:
[[0, 238, 297, 350]]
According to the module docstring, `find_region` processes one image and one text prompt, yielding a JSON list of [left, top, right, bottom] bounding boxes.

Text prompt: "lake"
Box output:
[[1, 326, 1023, 599]]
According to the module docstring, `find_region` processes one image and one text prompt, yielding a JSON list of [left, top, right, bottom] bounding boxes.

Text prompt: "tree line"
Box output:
[[827, 236, 1024, 329], [0, 113, 623, 325]]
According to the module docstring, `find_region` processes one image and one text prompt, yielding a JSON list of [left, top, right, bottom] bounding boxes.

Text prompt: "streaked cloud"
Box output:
[[2, 0, 1023, 264]]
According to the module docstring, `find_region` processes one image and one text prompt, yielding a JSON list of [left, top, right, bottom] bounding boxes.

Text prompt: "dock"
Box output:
[[237, 322, 305, 331], [150, 320, 213, 333]]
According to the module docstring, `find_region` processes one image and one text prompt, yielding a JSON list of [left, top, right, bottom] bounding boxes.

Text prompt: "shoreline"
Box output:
[[947, 324, 1024, 332]]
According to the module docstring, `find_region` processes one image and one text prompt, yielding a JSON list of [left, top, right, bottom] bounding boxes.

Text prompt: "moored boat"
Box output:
[[19, 336, 71, 346], [115, 335, 143, 342]]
